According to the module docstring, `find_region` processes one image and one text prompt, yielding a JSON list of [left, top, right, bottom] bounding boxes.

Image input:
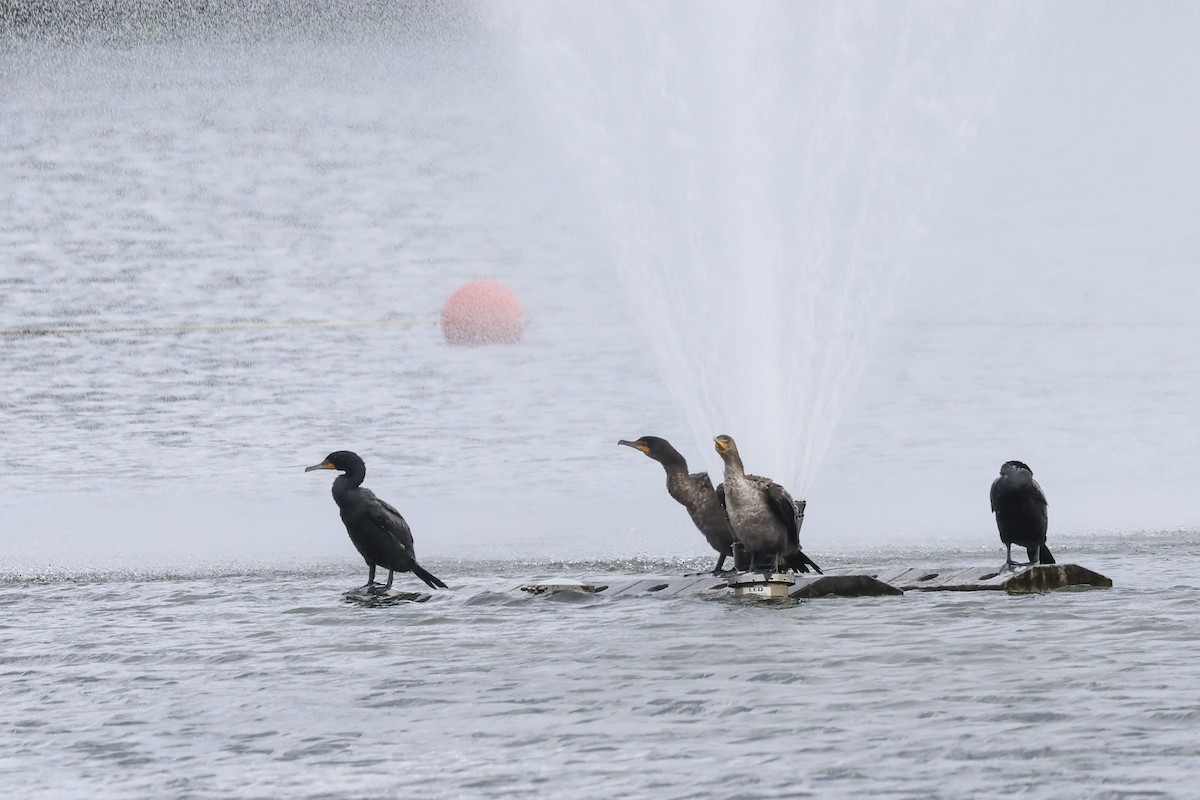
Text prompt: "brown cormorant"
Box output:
[[713, 434, 822, 574], [990, 460, 1054, 568], [305, 451, 447, 592], [618, 436, 736, 573]]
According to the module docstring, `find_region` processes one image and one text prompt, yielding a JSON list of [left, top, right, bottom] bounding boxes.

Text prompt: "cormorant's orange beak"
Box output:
[[618, 439, 650, 454], [304, 460, 336, 472], [714, 437, 730, 453]]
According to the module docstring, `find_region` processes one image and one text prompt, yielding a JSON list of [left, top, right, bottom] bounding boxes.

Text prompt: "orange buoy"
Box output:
[[440, 280, 524, 346]]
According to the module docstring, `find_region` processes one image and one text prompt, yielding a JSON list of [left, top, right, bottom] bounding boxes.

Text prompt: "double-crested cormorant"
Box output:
[[713, 434, 822, 574], [990, 460, 1054, 568], [618, 436, 736, 573], [305, 451, 447, 592]]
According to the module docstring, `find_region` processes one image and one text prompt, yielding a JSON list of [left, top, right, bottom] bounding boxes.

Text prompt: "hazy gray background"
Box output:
[[2, 1, 1199, 570]]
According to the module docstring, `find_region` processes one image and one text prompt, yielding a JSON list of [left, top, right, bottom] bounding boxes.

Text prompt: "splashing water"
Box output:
[[513, 1, 1034, 493]]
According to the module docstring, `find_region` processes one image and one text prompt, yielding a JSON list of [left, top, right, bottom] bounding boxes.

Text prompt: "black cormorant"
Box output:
[[618, 436, 736, 573], [713, 434, 822, 574], [305, 451, 447, 592], [990, 460, 1054, 568]]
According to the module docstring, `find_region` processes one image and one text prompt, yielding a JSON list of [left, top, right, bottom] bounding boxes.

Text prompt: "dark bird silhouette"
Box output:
[[713, 434, 822, 575], [990, 460, 1054, 568], [618, 436, 736, 573], [305, 451, 447, 592]]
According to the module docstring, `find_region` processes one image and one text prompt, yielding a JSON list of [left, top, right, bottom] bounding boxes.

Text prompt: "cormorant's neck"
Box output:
[[658, 454, 689, 478], [720, 451, 745, 479], [334, 466, 365, 490]]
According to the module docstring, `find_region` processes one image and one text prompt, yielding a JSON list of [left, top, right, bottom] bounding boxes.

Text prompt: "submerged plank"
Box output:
[[606, 576, 728, 598], [924, 567, 1012, 591], [869, 566, 942, 588], [516, 580, 608, 595]]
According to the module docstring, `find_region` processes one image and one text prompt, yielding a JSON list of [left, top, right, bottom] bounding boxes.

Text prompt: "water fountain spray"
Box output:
[[515, 1, 1034, 494]]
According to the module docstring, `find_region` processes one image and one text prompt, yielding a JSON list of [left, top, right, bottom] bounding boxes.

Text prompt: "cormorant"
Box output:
[[305, 451, 447, 592], [990, 460, 1054, 568], [618, 436, 736, 573], [713, 434, 822, 574]]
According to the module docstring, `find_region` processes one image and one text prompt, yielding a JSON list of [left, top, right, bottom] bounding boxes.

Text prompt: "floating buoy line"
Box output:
[[0, 317, 436, 339], [0, 315, 620, 340]]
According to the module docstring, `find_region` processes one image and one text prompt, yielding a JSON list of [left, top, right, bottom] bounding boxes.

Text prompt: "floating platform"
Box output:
[[340, 564, 1111, 606], [515, 564, 1109, 599], [866, 563, 1113, 594]]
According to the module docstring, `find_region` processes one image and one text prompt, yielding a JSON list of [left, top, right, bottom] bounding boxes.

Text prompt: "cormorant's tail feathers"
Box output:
[[1039, 544, 1055, 565], [783, 550, 824, 575], [412, 563, 448, 589]]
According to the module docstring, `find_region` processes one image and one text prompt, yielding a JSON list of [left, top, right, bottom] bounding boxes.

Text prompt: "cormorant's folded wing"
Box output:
[[1030, 478, 1049, 508], [360, 488, 417, 556], [762, 479, 801, 550], [989, 477, 1002, 513]]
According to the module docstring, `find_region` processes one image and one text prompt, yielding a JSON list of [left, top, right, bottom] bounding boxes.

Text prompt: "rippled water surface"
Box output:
[[5, 537, 1200, 798], [4, 4, 1200, 798]]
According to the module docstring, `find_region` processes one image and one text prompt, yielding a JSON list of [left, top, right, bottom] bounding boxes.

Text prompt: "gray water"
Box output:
[[4, 3, 1200, 797], [5, 539, 1200, 799]]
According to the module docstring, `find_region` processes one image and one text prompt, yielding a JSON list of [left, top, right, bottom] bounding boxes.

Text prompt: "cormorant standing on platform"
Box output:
[[618, 436, 736, 573], [713, 434, 822, 574], [305, 451, 447, 592], [990, 460, 1054, 568]]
